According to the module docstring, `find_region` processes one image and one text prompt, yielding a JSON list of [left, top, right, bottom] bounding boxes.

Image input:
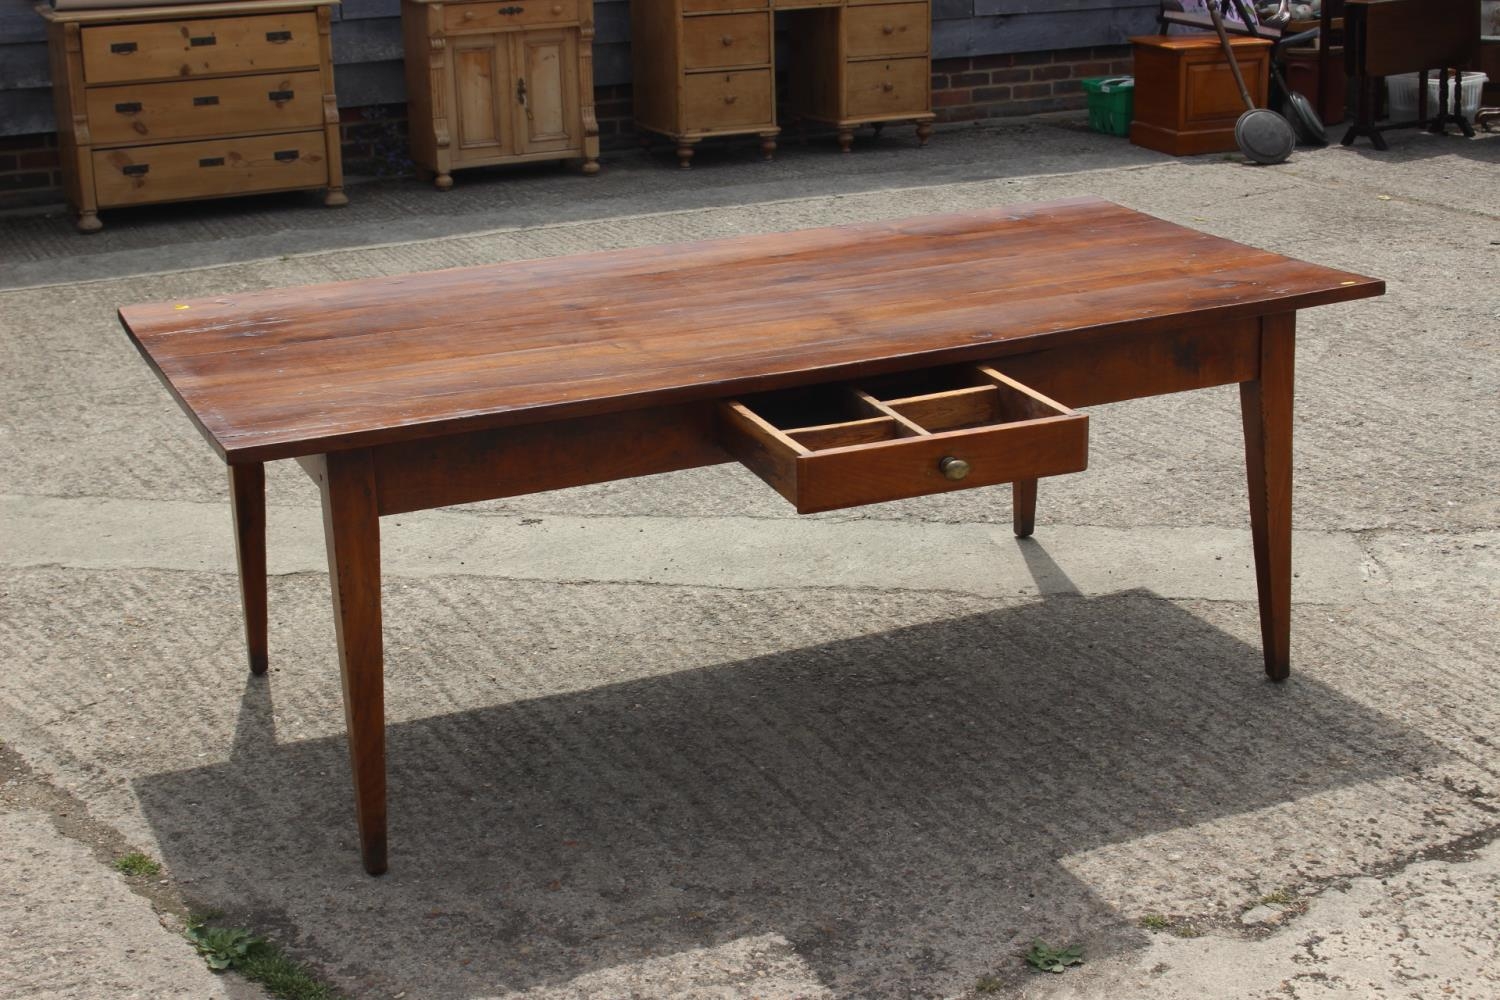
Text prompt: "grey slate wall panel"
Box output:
[[0, 0, 1157, 136], [333, 58, 407, 106]]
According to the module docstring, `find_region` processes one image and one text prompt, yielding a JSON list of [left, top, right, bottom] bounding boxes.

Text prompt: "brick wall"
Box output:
[[931, 44, 1134, 123], [0, 44, 1133, 205], [0, 133, 61, 204]]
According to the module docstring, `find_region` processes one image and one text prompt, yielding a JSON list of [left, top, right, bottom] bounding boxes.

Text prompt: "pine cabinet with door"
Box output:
[[402, 0, 599, 188]]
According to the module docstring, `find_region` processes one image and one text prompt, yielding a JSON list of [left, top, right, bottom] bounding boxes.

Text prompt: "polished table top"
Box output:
[[118, 196, 1382, 465]]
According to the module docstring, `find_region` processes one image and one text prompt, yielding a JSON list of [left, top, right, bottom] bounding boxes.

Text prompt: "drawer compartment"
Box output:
[[683, 13, 771, 70], [682, 69, 774, 130], [719, 365, 1088, 514], [93, 131, 329, 207], [81, 13, 319, 85], [845, 3, 929, 59], [845, 57, 929, 118], [87, 71, 323, 146], [442, 0, 579, 33]]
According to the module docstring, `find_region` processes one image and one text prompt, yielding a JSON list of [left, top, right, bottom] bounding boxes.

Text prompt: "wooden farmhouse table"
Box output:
[[119, 197, 1384, 873]]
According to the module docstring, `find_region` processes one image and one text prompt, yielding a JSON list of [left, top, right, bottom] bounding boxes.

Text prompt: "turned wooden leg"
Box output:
[[313, 449, 388, 874], [759, 131, 777, 161], [1012, 479, 1038, 539], [76, 210, 103, 234], [434, 172, 454, 191], [837, 129, 854, 153], [324, 186, 348, 207], [1240, 313, 1295, 682], [581, 157, 601, 175], [229, 463, 268, 675], [916, 121, 933, 147], [676, 141, 696, 168]]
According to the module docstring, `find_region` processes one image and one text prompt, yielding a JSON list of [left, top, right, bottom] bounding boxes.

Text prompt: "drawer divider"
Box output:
[[848, 387, 928, 437]]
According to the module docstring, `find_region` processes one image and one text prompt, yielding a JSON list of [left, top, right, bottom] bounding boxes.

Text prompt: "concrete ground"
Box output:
[[1, 115, 1497, 999]]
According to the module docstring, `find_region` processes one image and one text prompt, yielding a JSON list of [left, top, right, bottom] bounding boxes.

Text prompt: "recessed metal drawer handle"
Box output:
[[121, 164, 149, 176], [190, 35, 216, 47], [110, 41, 137, 54], [273, 149, 300, 162], [497, 5, 524, 13], [268, 90, 294, 101], [114, 101, 142, 114], [266, 30, 293, 42], [938, 456, 970, 481], [194, 95, 219, 106], [199, 156, 225, 167]]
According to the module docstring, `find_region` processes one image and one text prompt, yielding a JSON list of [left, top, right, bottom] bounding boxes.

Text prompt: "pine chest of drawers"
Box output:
[[37, 0, 346, 233], [630, 0, 934, 167]]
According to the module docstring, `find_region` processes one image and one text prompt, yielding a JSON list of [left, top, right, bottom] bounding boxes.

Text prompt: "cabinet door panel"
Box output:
[[514, 30, 579, 155], [452, 36, 510, 160]]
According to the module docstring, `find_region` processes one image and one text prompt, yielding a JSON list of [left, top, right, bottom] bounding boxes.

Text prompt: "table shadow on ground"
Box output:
[[134, 586, 1442, 998]]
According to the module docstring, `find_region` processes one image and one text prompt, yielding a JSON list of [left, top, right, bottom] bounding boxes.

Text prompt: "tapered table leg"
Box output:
[[1013, 479, 1038, 538], [312, 449, 388, 874], [1240, 313, 1295, 682], [229, 463, 268, 675]]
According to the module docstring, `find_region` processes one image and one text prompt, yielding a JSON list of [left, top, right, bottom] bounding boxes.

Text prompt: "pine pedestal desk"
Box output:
[[118, 198, 1383, 873]]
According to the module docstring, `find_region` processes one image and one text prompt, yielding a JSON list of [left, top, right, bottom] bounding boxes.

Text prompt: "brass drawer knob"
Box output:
[[938, 456, 970, 481]]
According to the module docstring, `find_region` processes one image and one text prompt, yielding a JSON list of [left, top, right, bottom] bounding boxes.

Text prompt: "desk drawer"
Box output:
[[845, 57, 929, 118], [683, 13, 771, 70], [719, 365, 1087, 514], [87, 71, 324, 146], [685, 0, 766, 10], [682, 69, 774, 130], [81, 13, 319, 85], [845, 3, 929, 59], [93, 131, 329, 207], [443, 0, 579, 33]]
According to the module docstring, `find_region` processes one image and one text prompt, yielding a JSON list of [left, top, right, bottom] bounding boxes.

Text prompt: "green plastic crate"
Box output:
[[1082, 76, 1134, 137]]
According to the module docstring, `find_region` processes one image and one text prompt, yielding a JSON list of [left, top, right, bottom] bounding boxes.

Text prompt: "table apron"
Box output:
[[353, 315, 1266, 518]]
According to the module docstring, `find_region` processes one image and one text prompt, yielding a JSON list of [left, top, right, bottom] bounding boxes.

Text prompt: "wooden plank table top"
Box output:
[[119, 196, 1380, 465], [117, 198, 1384, 874]]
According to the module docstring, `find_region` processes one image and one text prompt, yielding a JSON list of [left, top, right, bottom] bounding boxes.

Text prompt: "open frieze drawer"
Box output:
[[718, 364, 1088, 514]]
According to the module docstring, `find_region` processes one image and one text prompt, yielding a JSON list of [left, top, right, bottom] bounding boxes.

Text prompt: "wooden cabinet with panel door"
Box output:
[[402, 0, 599, 188]]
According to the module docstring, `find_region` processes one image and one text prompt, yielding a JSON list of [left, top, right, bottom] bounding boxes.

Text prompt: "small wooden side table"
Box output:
[[1129, 34, 1272, 156], [38, 0, 346, 233]]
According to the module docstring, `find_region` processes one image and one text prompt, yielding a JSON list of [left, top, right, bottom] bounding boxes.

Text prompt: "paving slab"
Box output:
[[0, 115, 1496, 998]]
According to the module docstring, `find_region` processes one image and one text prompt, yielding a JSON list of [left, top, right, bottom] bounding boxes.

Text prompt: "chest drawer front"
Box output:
[[81, 13, 320, 85], [87, 71, 324, 146], [845, 57, 929, 118], [685, 0, 766, 10], [93, 131, 328, 207], [845, 3, 929, 59], [682, 69, 773, 130], [719, 365, 1088, 514], [442, 0, 579, 33], [683, 13, 771, 70]]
